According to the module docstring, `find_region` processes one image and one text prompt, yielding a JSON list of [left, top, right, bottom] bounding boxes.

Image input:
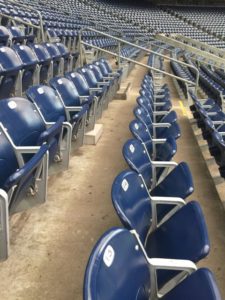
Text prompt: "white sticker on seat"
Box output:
[[8, 101, 17, 109], [37, 87, 44, 94], [0, 48, 5, 53], [71, 73, 75, 78], [134, 123, 139, 130], [138, 109, 141, 114], [129, 144, 135, 153], [103, 245, 115, 267], [121, 179, 129, 192], [57, 79, 63, 85], [20, 46, 24, 50]]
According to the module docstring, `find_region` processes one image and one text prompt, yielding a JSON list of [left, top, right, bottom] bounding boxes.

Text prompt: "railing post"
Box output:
[[118, 42, 121, 69], [78, 32, 83, 67]]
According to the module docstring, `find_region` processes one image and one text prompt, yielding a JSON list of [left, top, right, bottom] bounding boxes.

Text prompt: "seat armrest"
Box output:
[[89, 87, 103, 93], [151, 161, 178, 168], [153, 122, 171, 128], [152, 138, 167, 144]]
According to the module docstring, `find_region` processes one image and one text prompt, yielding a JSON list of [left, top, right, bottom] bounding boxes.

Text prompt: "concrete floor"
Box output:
[[0, 59, 224, 300]]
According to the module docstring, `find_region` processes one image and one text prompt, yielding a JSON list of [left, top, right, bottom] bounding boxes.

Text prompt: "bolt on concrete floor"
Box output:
[[0, 59, 224, 300]]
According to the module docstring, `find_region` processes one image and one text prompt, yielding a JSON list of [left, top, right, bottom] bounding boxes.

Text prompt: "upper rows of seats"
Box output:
[[165, 6, 225, 40], [81, 0, 225, 48]]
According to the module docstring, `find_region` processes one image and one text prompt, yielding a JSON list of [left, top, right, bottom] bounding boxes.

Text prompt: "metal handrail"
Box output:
[[81, 41, 196, 87], [79, 27, 199, 92]]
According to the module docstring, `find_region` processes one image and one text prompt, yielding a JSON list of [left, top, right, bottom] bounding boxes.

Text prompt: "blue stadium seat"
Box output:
[[26, 85, 87, 149], [122, 138, 194, 199], [12, 44, 39, 92], [112, 169, 185, 229], [84, 228, 216, 300], [29, 43, 52, 84], [43, 42, 63, 76], [140, 89, 172, 112], [124, 135, 176, 170], [55, 42, 71, 73], [0, 97, 70, 169], [78, 66, 108, 115], [0, 46, 23, 98], [133, 105, 180, 138], [50, 76, 96, 131], [112, 171, 209, 286], [65, 71, 102, 119], [0, 123, 49, 260], [136, 96, 177, 124], [130, 117, 180, 143], [163, 268, 222, 300], [0, 122, 49, 211], [94, 60, 119, 90], [0, 26, 10, 46]]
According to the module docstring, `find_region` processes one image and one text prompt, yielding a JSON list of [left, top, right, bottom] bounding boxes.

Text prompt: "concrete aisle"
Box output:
[[0, 62, 146, 300], [164, 59, 225, 299]]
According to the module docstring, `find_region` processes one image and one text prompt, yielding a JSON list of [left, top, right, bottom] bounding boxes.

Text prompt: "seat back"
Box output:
[[0, 46, 22, 98], [0, 98, 46, 146], [162, 268, 222, 300], [0, 120, 48, 211], [55, 42, 69, 58], [6, 144, 48, 212], [13, 44, 38, 91], [122, 138, 152, 187], [88, 64, 103, 82], [83, 227, 150, 300], [129, 119, 153, 154], [30, 44, 51, 64], [12, 44, 38, 68], [43, 42, 61, 60], [26, 85, 66, 122], [49, 76, 82, 106], [0, 126, 19, 189], [65, 71, 90, 96], [99, 58, 112, 73], [94, 60, 109, 77], [0, 26, 10, 46], [136, 96, 153, 116], [43, 43, 61, 76], [78, 67, 98, 88], [112, 170, 152, 243], [28, 44, 51, 83], [133, 106, 153, 132]]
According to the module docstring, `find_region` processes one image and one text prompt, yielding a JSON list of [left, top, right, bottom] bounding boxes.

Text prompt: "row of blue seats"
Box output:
[[0, 25, 35, 45], [0, 57, 122, 260], [170, 53, 225, 179], [190, 91, 225, 178], [83, 73, 222, 299], [0, 41, 79, 98], [183, 54, 224, 106]]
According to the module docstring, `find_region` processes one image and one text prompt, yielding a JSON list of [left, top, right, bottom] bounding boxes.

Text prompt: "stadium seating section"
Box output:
[[0, 0, 224, 299]]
